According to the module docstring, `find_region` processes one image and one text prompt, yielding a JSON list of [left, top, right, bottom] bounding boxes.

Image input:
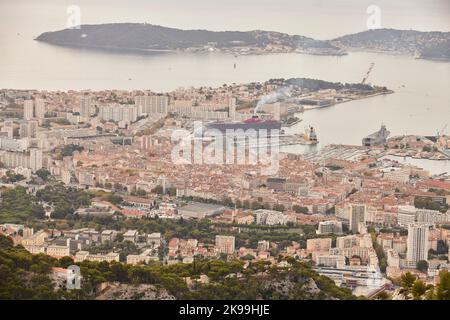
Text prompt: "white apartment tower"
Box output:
[[80, 96, 91, 118], [24, 100, 34, 120], [0, 148, 42, 172], [1, 122, 14, 138], [398, 205, 417, 227], [134, 95, 168, 116], [98, 104, 138, 123], [407, 223, 429, 263], [26, 120, 38, 138], [19, 123, 28, 138], [228, 96, 236, 120], [349, 204, 366, 234], [29, 148, 43, 172], [215, 235, 235, 255], [34, 99, 46, 119], [19, 121, 38, 139]]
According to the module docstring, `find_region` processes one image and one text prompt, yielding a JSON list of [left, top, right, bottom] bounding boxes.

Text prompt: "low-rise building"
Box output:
[[147, 232, 162, 247], [317, 220, 343, 235], [306, 238, 332, 253], [123, 230, 138, 243], [74, 251, 120, 263], [101, 230, 117, 243], [46, 244, 70, 258]]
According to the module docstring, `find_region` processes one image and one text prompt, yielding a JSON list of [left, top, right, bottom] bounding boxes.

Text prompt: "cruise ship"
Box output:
[[362, 124, 390, 147], [206, 116, 281, 134], [312, 265, 386, 295]]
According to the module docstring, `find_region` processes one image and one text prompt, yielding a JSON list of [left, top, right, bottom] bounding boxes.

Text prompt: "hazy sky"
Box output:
[[1, 0, 449, 39]]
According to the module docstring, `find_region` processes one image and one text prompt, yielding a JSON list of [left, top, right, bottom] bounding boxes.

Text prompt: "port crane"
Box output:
[[433, 123, 448, 151], [437, 123, 448, 137], [361, 62, 375, 84]]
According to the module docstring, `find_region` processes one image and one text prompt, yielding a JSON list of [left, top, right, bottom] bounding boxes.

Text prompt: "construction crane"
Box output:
[[437, 123, 448, 137], [361, 62, 375, 84]]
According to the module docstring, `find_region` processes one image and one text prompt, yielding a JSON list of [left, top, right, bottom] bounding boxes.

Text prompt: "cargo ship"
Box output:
[[362, 124, 390, 147]]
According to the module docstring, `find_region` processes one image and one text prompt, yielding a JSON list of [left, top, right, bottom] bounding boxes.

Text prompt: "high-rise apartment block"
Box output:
[[135, 95, 168, 116], [24, 100, 34, 120], [349, 204, 366, 233], [407, 223, 429, 263], [215, 235, 235, 255]]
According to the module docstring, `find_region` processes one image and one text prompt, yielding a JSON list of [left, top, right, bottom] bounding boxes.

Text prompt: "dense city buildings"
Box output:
[[1, 85, 449, 296]]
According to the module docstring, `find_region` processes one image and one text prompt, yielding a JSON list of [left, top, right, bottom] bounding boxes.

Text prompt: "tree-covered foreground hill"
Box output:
[[0, 234, 356, 300]]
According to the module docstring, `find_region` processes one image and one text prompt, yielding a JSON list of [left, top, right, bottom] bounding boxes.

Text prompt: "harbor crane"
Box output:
[[437, 123, 448, 137], [361, 62, 375, 84]]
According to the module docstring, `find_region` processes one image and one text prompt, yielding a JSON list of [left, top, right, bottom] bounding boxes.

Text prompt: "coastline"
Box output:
[[34, 39, 178, 54], [339, 47, 450, 63], [34, 39, 348, 58], [302, 89, 395, 112]]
